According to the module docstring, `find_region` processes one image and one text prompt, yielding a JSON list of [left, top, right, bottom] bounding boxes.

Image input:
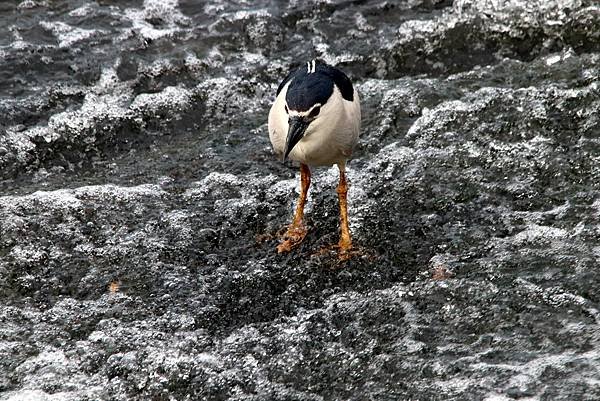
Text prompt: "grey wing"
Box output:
[[340, 89, 361, 157], [350, 89, 361, 138]]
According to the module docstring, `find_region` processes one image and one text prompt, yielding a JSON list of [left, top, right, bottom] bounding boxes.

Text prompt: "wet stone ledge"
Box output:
[[1, 1, 600, 400]]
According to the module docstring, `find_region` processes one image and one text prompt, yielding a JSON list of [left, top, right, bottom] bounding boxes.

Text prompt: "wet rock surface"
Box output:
[[1, 0, 600, 400]]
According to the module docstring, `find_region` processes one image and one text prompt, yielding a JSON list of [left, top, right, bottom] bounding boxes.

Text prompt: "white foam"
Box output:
[[16, 1, 48, 10], [130, 86, 192, 114], [2, 389, 70, 401], [68, 4, 94, 18], [39, 21, 101, 48], [122, 0, 190, 41]]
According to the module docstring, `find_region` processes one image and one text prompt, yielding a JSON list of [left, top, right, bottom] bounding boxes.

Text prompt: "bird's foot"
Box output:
[[276, 224, 308, 253], [337, 241, 355, 262], [314, 240, 362, 261], [336, 235, 359, 261], [337, 241, 363, 261]]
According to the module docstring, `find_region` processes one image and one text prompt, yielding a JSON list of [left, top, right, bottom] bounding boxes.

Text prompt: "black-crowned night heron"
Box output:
[[268, 59, 361, 260]]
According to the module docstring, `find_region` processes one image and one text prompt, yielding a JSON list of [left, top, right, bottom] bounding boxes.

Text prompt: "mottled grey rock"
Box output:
[[1, 0, 600, 400]]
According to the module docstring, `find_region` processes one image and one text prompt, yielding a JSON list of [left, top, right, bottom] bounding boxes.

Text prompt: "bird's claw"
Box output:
[[337, 247, 354, 261], [276, 224, 308, 253], [313, 240, 361, 261], [336, 238, 353, 261]]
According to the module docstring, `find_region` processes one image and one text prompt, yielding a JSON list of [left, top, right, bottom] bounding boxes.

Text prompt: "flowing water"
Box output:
[[1, 0, 600, 400]]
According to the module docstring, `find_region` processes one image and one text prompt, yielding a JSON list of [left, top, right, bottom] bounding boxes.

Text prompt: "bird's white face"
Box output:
[[284, 87, 344, 133], [286, 102, 322, 121], [280, 88, 346, 161]]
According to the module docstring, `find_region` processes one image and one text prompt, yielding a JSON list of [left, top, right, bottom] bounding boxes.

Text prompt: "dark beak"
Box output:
[[283, 116, 309, 162]]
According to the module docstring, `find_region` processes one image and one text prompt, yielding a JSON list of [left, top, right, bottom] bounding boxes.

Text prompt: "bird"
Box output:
[[268, 59, 361, 260]]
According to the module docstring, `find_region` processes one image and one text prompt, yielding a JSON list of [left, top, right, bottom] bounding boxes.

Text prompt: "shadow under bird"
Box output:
[[268, 59, 361, 260]]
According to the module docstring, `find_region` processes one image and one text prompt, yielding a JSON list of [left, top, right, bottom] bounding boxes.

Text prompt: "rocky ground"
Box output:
[[1, 0, 600, 400]]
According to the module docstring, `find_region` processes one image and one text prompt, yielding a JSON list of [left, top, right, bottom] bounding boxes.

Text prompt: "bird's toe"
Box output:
[[276, 224, 308, 253], [312, 240, 361, 262]]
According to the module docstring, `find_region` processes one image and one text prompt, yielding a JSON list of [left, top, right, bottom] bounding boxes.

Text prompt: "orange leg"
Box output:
[[337, 167, 353, 259], [277, 163, 311, 253]]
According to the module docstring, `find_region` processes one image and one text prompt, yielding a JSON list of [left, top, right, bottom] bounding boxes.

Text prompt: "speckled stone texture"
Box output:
[[1, 0, 600, 400]]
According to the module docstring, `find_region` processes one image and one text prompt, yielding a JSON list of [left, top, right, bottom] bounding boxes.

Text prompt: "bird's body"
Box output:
[[268, 60, 361, 259], [268, 61, 361, 167]]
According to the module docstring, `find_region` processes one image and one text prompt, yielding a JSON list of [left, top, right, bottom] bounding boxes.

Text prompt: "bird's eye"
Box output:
[[284, 105, 289, 114], [308, 106, 321, 118]]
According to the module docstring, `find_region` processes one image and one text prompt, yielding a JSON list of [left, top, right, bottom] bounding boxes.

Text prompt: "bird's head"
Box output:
[[280, 60, 354, 162], [283, 102, 323, 161]]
